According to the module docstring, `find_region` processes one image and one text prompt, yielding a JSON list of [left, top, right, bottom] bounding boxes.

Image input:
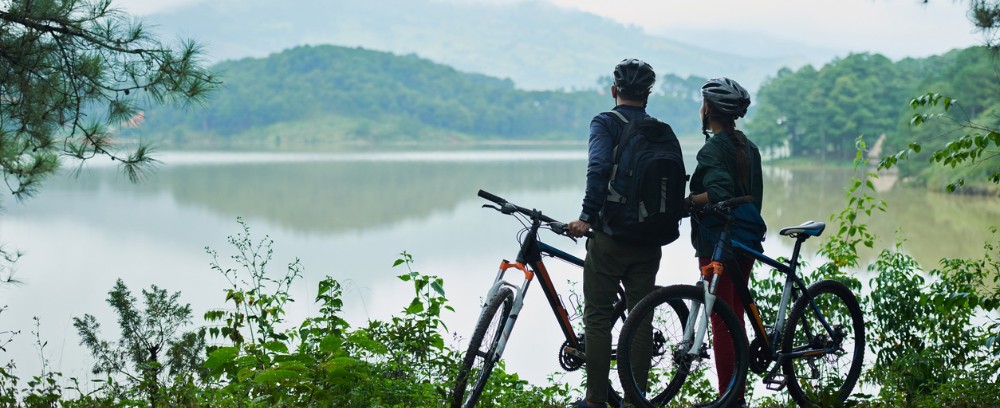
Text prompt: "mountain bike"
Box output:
[[616, 196, 865, 407], [450, 190, 683, 408]]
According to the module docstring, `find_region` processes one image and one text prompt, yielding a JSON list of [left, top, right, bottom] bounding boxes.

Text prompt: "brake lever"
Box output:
[[549, 222, 578, 243], [482, 204, 501, 211]]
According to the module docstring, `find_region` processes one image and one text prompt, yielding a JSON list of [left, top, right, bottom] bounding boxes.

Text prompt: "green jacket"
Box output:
[[689, 130, 764, 257]]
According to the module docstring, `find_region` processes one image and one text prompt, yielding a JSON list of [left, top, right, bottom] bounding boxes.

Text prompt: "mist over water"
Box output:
[[1, 150, 996, 388]]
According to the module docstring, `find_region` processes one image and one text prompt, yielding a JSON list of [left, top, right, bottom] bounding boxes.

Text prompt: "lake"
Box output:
[[1, 149, 997, 390]]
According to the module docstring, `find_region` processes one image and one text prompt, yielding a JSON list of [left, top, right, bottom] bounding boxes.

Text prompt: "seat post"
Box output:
[[788, 235, 806, 272]]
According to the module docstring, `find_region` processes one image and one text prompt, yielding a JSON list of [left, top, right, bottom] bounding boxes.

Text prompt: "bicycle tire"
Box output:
[[781, 279, 865, 406], [451, 287, 515, 408], [617, 284, 748, 408]]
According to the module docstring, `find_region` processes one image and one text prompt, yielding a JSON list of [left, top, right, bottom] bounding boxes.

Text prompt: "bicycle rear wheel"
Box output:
[[617, 284, 748, 408], [781, 279, 865, 405], [451, 287, 515, 408]]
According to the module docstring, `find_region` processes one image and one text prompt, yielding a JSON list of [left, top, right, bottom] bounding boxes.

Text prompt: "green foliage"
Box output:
[[0, 0, 218, 200], [879, 87, 1000, 194], [71, 278, 204, 407], [820, 137, 887, 269], [748, 53, 911, 160], [863, 234, 1000, 406], [191, 220, 550, 407], [748, 45, 999, 194]]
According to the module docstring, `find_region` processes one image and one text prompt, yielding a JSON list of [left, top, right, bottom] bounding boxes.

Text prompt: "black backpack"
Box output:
[[600, 110, 688, 246]]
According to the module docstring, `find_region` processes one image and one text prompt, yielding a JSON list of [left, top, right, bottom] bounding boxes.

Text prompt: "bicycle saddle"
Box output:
[[779, 221, 826, 237]]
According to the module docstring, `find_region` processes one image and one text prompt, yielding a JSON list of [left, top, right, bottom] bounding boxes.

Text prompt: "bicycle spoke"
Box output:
[[618, 285, 747, 408], [782, 280, 865, 406]]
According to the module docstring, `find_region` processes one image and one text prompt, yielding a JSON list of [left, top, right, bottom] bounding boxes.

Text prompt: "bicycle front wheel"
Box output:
[[781, 279, 865, 405], [617, 284, 748, 408], [451, 287, 515, 408]]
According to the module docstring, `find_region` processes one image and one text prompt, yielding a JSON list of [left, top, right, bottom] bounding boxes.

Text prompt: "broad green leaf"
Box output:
[[405, 298, 425, 314], [276, 361, 308, 372], [431, 280, 446, 297], [204, 346, 239, 370], [320, 334, 344, 354], [262, 341, 289, 354], [237, 367, 255, 382], [254, 369, 298, 384]]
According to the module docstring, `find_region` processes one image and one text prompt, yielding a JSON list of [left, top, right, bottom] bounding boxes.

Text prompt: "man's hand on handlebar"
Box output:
[[567, 220, 591, 238]]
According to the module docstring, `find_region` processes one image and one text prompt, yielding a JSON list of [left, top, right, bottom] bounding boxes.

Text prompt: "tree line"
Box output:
[[130, 45, 708, 144], [746, 46, 998, 191]]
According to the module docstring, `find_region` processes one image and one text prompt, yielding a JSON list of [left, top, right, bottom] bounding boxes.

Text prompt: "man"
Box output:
[[567, 58, 663, 408]]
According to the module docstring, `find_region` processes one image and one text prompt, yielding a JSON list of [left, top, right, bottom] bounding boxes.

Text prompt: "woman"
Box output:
[[686, 77, 763, 407]]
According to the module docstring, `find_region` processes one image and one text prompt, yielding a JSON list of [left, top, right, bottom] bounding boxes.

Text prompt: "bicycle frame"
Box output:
[[480, 216, 626, 362], [464, 189, 630, 406], [684, 209, 841, 387]]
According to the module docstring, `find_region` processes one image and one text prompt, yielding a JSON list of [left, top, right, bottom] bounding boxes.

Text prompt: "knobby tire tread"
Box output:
[[617, 284, 748, 408], [781, 279, 865, 406]]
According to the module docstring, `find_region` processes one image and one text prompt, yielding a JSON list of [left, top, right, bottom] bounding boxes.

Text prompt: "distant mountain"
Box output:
[[146, 0, 824, 91], [652, 28, 844, 68]]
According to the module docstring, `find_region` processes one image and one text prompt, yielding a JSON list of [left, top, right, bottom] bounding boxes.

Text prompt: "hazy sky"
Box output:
[[115, 0, 982, 59]]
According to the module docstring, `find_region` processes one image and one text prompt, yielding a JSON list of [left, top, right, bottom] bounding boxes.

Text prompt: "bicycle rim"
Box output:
[[618, 284, 748, 408], [782, 279, 865, 405]]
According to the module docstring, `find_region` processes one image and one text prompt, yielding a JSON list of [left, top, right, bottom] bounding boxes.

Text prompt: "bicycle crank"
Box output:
[[749, 336, 773, 374], [559, 337, 586, 371]]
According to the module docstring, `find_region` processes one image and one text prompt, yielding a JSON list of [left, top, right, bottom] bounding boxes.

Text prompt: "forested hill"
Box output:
[[745, 46, 998, 190], [132, 45, 708, 147]]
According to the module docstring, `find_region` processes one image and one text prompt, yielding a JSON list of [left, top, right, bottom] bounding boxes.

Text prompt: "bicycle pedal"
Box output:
[[763, 373, 787, 391], [563, 345, 586, 360]]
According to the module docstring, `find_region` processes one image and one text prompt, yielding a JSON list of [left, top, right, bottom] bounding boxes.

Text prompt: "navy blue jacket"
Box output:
[[579, 105, 650, 230]]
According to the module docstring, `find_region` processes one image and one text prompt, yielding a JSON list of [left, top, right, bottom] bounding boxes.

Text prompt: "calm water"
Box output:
[[1, 150, 997, 389]]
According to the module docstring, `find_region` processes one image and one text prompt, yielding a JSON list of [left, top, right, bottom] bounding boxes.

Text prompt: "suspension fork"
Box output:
[[483, 260, 534, 362], [684, 261, 726, 355]]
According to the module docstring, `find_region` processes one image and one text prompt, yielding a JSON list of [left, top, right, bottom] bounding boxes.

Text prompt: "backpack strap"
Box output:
[[603, 110, 631, 164], [603, 110, 631, 204], [605, 110, 628, 124]]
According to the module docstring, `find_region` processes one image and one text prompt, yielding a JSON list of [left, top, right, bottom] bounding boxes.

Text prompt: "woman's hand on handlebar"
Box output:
[[567, 220, 591, 238]]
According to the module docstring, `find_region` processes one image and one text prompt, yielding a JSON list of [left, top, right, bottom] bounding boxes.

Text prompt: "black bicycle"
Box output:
[[617, 196, 865, 407], [450, 190, 684, 408]]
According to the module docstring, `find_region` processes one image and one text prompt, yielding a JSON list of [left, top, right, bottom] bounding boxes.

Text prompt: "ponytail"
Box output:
[[704, 104, 749, 189], [719, 118, 748, 188]]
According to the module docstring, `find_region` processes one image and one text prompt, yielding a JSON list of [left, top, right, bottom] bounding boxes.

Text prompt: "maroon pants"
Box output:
[[698, 256, 753, 400]]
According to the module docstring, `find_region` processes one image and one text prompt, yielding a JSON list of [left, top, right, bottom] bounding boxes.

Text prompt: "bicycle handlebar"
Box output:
[[479, 189, 558, 223], [699, 195, 754, 215], [478, 189, 591, 238]]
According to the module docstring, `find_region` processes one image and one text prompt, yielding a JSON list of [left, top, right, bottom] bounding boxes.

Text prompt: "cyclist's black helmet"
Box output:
[[613, 58, 656, 99], [701, 77, 751, 118]]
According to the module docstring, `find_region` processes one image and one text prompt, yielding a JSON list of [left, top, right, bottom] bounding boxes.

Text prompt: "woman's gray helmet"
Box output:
[[613, 58, 656, 99], [701, 77, 751, 118]]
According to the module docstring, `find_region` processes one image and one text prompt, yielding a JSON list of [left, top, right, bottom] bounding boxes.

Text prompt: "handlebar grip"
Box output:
[[726, 195, 754, 206], [478, 189, 506, 205], [549, 222, 594, 239]]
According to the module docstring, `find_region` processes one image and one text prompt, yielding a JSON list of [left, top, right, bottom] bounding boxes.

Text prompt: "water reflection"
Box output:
[[44, 152, 996, 265]]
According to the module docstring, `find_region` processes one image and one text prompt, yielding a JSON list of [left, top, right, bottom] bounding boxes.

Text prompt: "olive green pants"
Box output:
[[583, 232, 661, 404]]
